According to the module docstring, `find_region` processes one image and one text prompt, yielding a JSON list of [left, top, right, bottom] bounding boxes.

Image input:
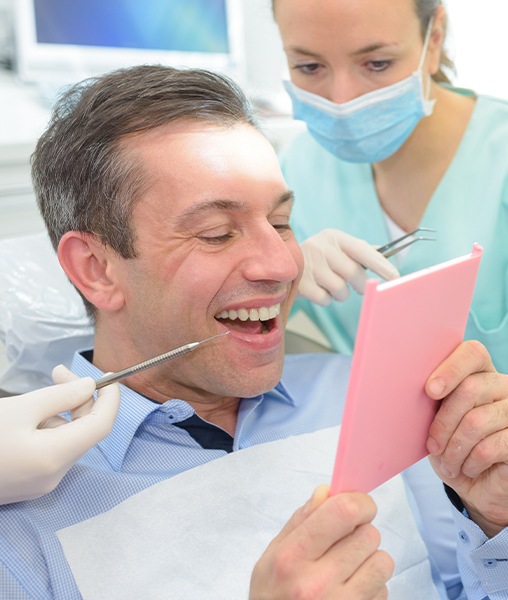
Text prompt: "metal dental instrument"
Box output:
[[376, 227, 436, 259], [95, 330, 230, 389]]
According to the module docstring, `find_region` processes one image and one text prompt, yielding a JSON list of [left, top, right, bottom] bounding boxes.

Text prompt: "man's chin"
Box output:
[[203, 344, 285, 399], [222, 363, 284, 399]]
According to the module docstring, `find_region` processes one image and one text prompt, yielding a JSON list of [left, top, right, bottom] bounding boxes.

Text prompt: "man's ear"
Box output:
[[57, 231, 125, 312]]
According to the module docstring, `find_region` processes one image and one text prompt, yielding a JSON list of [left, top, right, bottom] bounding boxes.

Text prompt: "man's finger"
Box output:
[[283, 492, 378, 562], [426, 340, 495, 400], [271, 484, 331, 544]]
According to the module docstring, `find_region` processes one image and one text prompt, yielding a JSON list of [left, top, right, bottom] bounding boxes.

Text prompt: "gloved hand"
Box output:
[[298, 229, 400, 306], [0, 365, 120, 505]]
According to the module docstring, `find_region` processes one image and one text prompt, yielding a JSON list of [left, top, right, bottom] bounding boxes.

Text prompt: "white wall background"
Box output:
[[445, 0, 508, 99], [240, 0, 286, 97]]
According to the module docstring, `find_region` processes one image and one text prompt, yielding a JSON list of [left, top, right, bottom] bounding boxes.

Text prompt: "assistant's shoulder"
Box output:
[[467, 95, 508, 200], [471, 94, 508, 134], [477, 93, 508, 112]]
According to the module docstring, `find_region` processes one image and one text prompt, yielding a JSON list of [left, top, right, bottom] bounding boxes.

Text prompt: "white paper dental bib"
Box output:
[[57, 427, 439, 599]]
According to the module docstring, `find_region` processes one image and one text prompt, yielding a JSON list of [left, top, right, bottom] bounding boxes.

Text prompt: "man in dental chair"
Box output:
[[1, 64, 508, 600]]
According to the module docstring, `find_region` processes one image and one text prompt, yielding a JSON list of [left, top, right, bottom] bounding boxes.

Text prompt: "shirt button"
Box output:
[[483, 559, 497, 569], [168, 414, 174, 420], [458, 531, 469, 543]]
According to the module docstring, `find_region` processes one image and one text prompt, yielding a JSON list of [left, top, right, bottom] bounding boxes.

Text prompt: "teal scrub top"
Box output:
[[280, 90, 508, 372]]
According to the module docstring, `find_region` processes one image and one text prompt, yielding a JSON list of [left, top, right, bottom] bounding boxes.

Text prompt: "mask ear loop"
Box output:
[[418, 16, 435, 72], [418, 17, 436, 111]]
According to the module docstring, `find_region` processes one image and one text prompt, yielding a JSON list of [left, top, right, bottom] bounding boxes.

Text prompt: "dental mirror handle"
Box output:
[[95, 330, 230, 389]]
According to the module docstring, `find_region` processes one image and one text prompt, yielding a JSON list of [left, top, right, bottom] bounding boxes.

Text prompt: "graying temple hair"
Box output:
[[31, 65, 258, 318]]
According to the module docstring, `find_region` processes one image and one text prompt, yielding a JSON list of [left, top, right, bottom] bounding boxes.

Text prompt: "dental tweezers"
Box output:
[[377, 227, 436, 258], [95, 330, 230, 389]]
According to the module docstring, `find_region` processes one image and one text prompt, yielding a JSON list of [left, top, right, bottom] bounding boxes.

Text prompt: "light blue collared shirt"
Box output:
[[0, 351, 507, 599]]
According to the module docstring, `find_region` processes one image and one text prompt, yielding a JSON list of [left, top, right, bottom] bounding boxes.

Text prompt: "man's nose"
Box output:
[[242, 227, 301, 284]]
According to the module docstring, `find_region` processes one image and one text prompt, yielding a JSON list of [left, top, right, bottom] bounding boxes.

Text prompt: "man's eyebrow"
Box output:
[[276, 190, 295, 208], [174, 191, 294, 227], [174, 199, 245, 229]]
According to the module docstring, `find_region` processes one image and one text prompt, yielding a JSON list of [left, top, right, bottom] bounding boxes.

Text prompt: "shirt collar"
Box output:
[[71, 349, 296, 470], [271, 379, 295, 405], [72, 350, 162, 470]]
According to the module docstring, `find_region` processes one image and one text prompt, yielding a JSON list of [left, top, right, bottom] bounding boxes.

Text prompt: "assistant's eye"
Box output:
[[291, 62, 322, 76], [366, 59, 392, 72]]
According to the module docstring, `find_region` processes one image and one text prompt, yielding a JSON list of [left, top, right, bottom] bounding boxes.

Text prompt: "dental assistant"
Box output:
[[274, 0, 508, 371]]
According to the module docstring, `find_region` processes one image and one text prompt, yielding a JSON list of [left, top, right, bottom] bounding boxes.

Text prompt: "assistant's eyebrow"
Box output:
[[287, 42, 398, 60], [174, 190, 295, 229], [286, 46, 325, 61], [350, 42, 399, 57]]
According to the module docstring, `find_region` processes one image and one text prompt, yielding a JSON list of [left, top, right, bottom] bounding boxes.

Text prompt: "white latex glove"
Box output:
[[0, 365, 120, 505], [299, 229, 400, 306]]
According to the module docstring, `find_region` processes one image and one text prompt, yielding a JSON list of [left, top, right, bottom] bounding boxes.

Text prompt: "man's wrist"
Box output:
[[444, 484, 507, 538]]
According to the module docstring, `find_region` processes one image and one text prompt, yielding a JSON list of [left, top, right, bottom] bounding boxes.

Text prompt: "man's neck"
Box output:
[[90, 344, 241, 436]]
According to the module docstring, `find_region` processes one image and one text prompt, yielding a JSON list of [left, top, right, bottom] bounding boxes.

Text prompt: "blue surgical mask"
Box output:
[[284, 20, 435, 163]]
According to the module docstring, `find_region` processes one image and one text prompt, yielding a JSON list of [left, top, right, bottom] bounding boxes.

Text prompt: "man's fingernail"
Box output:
[[428, 377, 445, 397], [440, 461, 454, 478], [427, 437, 439, 454]]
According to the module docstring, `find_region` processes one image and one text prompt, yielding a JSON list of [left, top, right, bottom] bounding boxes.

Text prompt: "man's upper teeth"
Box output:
[[216, 303, 280, 322]]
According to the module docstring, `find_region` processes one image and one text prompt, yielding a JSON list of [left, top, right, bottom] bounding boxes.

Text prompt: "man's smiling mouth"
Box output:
[[215, 303, 280, 334]]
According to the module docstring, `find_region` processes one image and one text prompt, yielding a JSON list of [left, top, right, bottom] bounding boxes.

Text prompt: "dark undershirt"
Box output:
[[173, 414, 234, 453]]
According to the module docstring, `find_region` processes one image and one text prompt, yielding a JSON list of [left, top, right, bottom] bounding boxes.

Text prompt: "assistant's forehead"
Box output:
[[275, 0, 421, 40]]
